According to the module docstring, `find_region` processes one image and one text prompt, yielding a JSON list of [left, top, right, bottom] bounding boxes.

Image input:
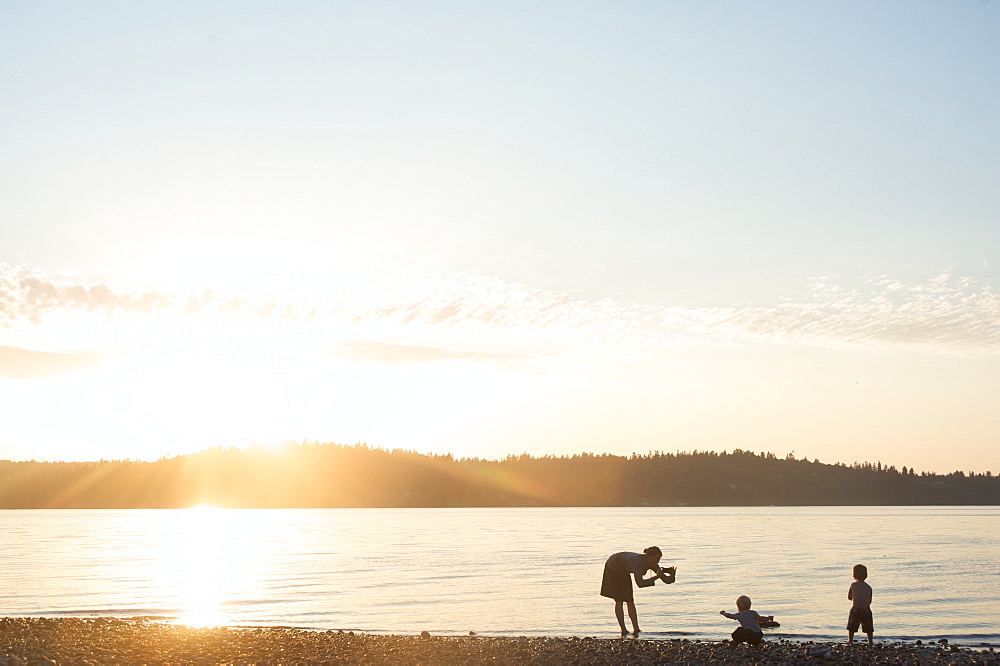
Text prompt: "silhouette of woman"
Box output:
[[600, 546, 676, 636]]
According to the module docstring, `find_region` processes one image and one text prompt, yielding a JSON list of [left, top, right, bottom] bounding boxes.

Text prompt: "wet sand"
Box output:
[[1, 617, 996, 664]]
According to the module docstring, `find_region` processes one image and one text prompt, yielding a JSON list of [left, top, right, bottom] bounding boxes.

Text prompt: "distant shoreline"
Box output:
[[3, 445, 997, 508], [1, 617, 992, 664], [2, 503, 999, 509]]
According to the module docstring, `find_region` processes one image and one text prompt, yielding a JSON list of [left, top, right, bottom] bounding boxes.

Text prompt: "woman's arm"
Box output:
[[634, 573, 657, 588], [655, 566, 676, 585], [635, 567, 675, 587]]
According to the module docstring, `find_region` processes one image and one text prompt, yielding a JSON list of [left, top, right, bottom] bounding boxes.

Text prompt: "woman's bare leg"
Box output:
[[627, 600, 640, 635], [614, 601, 628, 636]]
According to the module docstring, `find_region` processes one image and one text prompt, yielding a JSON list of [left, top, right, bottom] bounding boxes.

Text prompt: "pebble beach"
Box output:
[[1, 618, 997, 665]]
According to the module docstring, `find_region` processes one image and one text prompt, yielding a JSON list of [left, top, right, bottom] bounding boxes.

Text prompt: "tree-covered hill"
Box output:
[[0, 443, 996, 508]]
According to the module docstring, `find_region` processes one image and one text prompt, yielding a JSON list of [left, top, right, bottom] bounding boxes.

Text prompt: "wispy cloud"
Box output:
[[2, 263, 998, 364], [0, 346, 102, 378], [0, 267, 171, 325], [332, 340, 529, 366], [325, 271, 1000, 356], [659, 274, 1000, 354]]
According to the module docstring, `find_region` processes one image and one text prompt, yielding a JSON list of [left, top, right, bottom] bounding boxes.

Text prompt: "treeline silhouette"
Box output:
[[0, 443, 997, 508]]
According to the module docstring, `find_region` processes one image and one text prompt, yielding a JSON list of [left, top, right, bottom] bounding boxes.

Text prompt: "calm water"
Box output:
[[2, 507, 998, 646]]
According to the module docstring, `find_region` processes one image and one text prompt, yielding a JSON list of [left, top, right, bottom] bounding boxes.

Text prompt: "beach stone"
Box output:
[[2, 618, 995, 665]]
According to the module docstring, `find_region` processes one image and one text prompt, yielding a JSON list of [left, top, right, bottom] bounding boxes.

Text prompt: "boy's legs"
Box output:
[[862, 610, 874, 647], [847, 607, 860, 644], [731, 627, 753, 646]]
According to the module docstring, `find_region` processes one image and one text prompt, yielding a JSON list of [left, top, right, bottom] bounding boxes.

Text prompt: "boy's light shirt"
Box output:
[[849, 580, 873, 609]]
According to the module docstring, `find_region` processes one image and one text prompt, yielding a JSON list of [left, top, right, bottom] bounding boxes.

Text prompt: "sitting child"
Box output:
[[720, 595, 775, 647]]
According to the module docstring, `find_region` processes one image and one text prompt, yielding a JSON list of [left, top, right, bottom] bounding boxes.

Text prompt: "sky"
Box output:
[[2, 1, 999, 473]]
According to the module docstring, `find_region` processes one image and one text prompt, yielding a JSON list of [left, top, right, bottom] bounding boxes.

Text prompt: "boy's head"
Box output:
[[853, 564, 868, 581], [736, 595, 752, 611]]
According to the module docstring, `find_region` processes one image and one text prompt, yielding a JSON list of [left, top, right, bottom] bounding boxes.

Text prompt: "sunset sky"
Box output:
[[2, 2, 999, 473]]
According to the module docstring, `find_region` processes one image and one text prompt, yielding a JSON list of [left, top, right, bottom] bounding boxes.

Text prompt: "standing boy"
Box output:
[[847, 563, 874, 646]]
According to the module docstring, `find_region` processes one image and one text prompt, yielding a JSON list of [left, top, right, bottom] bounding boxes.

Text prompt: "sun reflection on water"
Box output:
[[155, 506, 257, 628]]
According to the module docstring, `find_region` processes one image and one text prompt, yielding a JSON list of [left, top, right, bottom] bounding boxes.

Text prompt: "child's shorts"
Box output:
[[731, 627, 764, 646], [847, 607, 874, 634]]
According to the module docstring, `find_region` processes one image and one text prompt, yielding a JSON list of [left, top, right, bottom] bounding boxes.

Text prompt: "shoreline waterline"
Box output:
[[13, 611, 998, 650], [1, 617, 997, 665]]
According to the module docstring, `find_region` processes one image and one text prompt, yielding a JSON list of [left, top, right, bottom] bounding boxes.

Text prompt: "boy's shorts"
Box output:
[[847, 607, 874, 634], [731, 626, 764, 646]]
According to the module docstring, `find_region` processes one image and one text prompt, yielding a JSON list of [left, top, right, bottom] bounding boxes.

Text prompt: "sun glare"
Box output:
[[108, 351, 298, 454], [151, 507, 261, 628]]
